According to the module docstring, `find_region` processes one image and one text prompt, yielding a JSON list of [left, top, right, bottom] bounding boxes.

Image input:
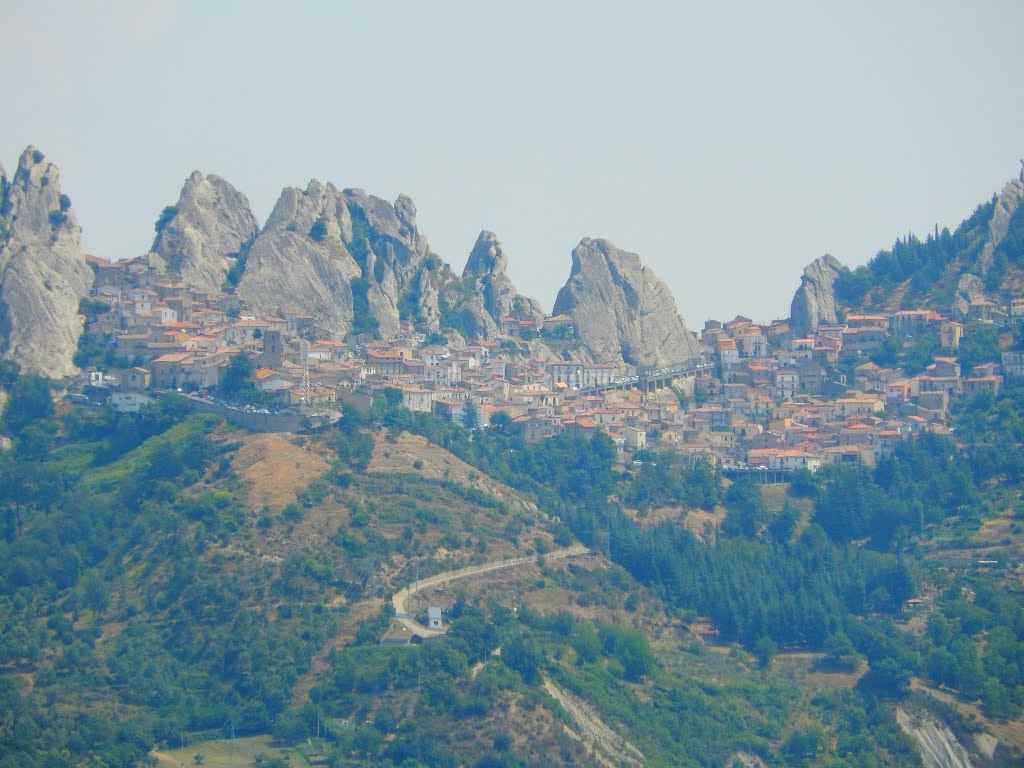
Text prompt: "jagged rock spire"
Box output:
[[150, 171, 259, 294], [0, 146, 93, 378], [553, 237, 700, 371]]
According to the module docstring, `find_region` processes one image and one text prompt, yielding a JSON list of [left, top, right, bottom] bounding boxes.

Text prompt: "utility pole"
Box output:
[[300, 338, 311, 405]]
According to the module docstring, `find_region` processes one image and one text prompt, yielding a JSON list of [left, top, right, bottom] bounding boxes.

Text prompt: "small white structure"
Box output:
[[427, 606, 443, 630], [110, 391, 155, 413]]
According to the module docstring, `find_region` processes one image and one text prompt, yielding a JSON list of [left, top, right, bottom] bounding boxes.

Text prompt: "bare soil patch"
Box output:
[[233, 433, 330, 512], [368, 432, 538, 515], [771, 652, 868, 689]]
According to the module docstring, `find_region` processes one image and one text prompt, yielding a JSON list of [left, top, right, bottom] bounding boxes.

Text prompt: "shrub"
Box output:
[[154, 205, 177, 234], [309, 218, 328, 241]]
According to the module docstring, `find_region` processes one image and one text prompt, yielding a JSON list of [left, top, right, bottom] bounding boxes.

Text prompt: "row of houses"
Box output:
[[80, 255, 1024, 469]]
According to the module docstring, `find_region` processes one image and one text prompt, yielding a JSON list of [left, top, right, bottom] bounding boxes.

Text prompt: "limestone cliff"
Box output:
[[238, 182, 430, 340], [789, 253, 846, 335], [456, 231, 545, 339], [0, 147, 93, 379], [151, 171, 259, 295], [976, 170, 1024, 275], [895, 707, 976, 768], [552, 238, 701, 371], [952, 273, 988, 319], [237, 181, 361, 339]]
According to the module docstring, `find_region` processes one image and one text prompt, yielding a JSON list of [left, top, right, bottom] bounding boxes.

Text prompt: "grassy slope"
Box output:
[[8, 410, 1023, 767]]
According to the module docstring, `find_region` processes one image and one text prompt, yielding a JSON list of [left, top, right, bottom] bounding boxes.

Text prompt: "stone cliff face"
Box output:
[[238, 181, 361, 339], [151, 171, 259, 295], [553, 238, 700, 371], [895, 707, 977, 768], [0, 147, 94, 378], [789, 253, 846, 335], [238, 181, 430, 340], [952, 273, 987, 319], [950, 173, 1024, 317], [456, 231, 545, 339], [976, 170, 1024, 275]]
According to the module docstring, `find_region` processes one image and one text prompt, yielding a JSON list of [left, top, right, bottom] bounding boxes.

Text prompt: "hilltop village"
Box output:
[[74, 253, 1024, 473]]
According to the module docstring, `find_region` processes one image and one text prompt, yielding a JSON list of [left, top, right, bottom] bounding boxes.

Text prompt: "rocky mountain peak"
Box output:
[[150, 171, 259, 294], [464, 230, 509, 276], [4, 146, 78, 238], [789, 253, 846, 335], [451, 231, 544, 340], [0, 146, 93, 379], [343, 188, 428, 273], [395, 193, 417, 232], [239, 181, 361, 339], [239, 182, 430, 340], [553, 237, 701, 371]]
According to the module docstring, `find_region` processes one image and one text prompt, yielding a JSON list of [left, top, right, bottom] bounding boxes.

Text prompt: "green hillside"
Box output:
[[834, 182, 1024, 313], [2, 375, 1024, 766]]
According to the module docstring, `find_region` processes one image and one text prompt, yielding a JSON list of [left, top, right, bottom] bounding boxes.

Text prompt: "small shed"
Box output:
[[427, 607, 443, 630]]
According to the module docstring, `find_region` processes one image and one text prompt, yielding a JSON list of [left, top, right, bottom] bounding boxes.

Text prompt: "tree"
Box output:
[[822, 631, 858, 670], [502, 634, 542, 683], [221, 353, 254, 396], [752, 635, 776, 669], [599, 624, 655, 680], [959, 325, 1001, 373], [155, 205, 177, 233], [782, 728, 823, 767], [2, 373, 53, 434], [14, 423, 54, 459], [572, 624, 601, 665], [462, 400, 480, 430], [0, 360, 19, 387], [489, 411, 512, 433], [789, 468, 816, 497], [722, 476, 765, 538], [858, 658, 912, 698], [309, 218, 328, 242]]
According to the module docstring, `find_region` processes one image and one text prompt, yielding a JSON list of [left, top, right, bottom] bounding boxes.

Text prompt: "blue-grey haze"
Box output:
[[2, 0, 1022, 325]]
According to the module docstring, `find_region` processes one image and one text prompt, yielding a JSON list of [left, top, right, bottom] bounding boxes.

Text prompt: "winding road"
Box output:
[[390, 544, 590, 637]]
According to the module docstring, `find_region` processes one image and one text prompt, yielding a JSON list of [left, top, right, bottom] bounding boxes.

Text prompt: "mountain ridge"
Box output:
[[790, 163, 1024, 327]]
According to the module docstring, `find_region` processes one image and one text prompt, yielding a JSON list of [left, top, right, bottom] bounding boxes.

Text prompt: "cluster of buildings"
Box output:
[[79, 255, 1023, 471]]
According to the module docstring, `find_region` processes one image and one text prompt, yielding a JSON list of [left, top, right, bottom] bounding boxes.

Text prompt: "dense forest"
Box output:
[[2, 364, 1024, 766]]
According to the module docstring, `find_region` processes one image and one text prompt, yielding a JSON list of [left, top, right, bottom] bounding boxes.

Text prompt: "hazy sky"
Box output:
[[2, 1, 1022, 326]]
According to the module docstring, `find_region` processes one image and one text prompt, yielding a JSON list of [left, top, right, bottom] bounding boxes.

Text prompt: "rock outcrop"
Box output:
[[895, 707, 974, 768], [976, 171, 1024, 274], [238, 181, 430, 340], [150, 171, 259, 295], [952, 273, 988, 319], [552, 238, 700, 371], [0, 147, 94, 378], [238, 181, 361, 339], [456, 231, 545, 339], [789, 253, 846, 335]]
